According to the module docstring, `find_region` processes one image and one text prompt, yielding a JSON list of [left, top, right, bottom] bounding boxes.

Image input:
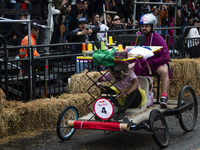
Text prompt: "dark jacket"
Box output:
[[69, 6, 87, 30], [30, 0, 48, 25], [69, 25, 100, 54], [108, 24, 125, 41], [6, 23, 27, 39], [136, 4, 149, 21]]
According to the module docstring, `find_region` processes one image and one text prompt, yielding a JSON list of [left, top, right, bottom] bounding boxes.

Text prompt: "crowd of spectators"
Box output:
[[2, 0, 200, 53]]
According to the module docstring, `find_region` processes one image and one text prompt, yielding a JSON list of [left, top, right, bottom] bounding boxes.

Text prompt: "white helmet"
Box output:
[[139, 14, 157, 31]]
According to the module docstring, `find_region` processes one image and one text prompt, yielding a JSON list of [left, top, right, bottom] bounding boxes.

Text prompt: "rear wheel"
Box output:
[[178, 85, 198, 132], [56, 105, 79, 141], [149, 109, 169, 148]]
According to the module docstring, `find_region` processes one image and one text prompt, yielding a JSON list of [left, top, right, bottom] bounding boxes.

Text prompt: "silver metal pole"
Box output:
[[27, 15, 33, 99], [133, 0, 137, 29], [44, 0, 53, 97], [103, 4, 108, 44], [174, 0, 177, 58]]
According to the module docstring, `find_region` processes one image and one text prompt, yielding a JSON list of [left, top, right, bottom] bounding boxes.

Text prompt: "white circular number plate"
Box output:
[[93, 98, 114, 120]]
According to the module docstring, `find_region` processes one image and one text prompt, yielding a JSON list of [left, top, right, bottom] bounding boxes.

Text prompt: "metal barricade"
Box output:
[[183, 26, 200, 58]]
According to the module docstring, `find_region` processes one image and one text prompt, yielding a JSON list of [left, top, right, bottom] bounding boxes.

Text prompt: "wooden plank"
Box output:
[[79, 112, 95, 121], [79, 104, 178, 124], [130, 104, 177, 124]]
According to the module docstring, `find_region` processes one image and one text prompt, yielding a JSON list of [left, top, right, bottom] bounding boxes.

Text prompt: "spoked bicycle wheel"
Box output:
[[149, 109, 169, 148], [178, 85, 198, 132], [57, 105, 79, 141]]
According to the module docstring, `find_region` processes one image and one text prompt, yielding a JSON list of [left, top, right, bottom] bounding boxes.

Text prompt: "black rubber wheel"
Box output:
[[56, 105, 79, 141], [178, 85, 198, 132], [149, 109, 169, 148]]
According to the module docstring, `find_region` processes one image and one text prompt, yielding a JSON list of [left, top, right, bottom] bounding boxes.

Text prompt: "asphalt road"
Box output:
[[1, 104, 200, 150]]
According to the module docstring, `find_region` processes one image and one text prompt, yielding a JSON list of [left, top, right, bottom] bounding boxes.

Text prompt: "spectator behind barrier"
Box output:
[[51, 0, 68, 45], [108, 14, 126, 41], [151, 5, 160, 25], [69, 17, 100, 74], [185, 15, 195, 37], [18, 22, 40, 101], [31, 0, 48, 53], [83, 0, 89, 18], [84, 0, 95, 18], [136, 0, 151, 22], [60, 3, 72, 44], [106, 14, 112, 29], [157, 4, 169, 36], [181, 1, 191, 18], [6, 15, 27, 46], [187, 19, 200, 49], [91, 12, 109, 41], [176, 9, 187, 52], [69, 0, 87, 30], [4, 0, 30, 29]]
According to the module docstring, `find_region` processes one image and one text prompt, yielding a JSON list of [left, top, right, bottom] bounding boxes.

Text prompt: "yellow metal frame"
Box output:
[[77, 46, 163, 62]]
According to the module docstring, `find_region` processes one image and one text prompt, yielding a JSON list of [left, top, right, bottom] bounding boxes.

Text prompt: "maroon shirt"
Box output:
[[133, 32, 172, 78]]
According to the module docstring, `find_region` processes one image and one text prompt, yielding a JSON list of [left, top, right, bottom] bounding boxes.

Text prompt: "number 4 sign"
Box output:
[[93, 98, 114, 120]]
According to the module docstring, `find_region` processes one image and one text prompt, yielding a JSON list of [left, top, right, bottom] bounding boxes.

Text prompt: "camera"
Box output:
[[85, 25, 90, 30]]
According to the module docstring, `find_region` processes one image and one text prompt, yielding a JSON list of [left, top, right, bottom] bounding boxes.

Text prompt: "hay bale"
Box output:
[[0, 89, 7, 111], [58, 93, 94, 117], [0, 93, 94, 139], [168, 58, 200, 99], [67, 70, 111, 96], [0, 108, 20, 138]]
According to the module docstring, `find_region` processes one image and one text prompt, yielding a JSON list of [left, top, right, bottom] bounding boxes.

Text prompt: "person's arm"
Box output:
[[18, 38, 28, 59], [15, 24, 26, 38], [91, 25, 100, 34], [147, 42, 170, 67], [119, 78, 139, 98], [69, 29, 80, 38], [57, 0, 67, 10], [111, 0, 115, 6]]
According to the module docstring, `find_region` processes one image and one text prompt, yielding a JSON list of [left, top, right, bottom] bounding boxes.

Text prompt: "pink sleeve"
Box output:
[[102, 72, 112, 81], [169, 23, 174, 35], [128, 70, 137, 81]]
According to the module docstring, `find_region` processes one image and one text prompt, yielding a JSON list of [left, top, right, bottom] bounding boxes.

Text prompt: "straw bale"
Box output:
[[0, 108, 20, 138], [168, 58, 200, 99], [14, 98, 71, 133], [0, 89, 7, 111], [0, 93, 94, 139], [67, 70, 111, 95], [58, 93, 94, 117]]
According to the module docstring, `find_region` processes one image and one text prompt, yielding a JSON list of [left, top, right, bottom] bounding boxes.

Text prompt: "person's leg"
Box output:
[[76, 61, 84, 74], [155, 64, 169, 108], [157, 25, 162, 34], [84, 61, 94, 72], [163, 25, 168, 36], [123, 88, 142, 110], [115, 88, 142, 120]]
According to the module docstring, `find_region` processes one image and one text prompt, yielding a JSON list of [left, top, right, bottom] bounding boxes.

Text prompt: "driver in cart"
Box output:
[[131, 14, 172, 109], [95, 63, 146, 120]]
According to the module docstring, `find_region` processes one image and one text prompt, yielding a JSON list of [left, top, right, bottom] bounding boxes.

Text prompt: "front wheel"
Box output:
[[178, 85, 198, 132], [149, 109, 169, 148], [56, 105, 79, 141]]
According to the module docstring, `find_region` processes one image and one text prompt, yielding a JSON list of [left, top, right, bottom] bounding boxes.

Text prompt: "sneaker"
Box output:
[[115, 107, 126, 120], [115, 112, 124, 120], [160, 97, 167, 108]]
